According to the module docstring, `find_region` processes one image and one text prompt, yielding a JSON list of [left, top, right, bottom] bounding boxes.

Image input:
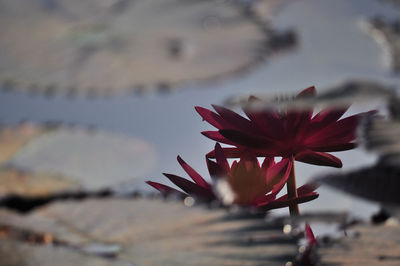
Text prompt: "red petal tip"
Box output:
[[297, 86, 317, 98], [305, 223, 317, 245]]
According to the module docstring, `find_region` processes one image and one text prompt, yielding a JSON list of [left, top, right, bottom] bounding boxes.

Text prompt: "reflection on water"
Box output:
[[1, 0, 400, 218]]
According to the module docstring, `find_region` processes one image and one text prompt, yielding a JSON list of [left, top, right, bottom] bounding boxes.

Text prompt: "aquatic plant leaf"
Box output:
[[7, 126, 156, 191], [0, 198, 300, 265], [0, 0, 294, 96]]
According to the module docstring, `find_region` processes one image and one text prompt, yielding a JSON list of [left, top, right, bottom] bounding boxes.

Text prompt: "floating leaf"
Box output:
[[0, 198, 298, 265], [319, 222, 400, 265], [0, 0, 294, 96], [1, 125, 157, 195]]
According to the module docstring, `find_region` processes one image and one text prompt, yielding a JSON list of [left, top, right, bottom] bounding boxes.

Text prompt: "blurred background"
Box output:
[[1, 0, 400, 265]]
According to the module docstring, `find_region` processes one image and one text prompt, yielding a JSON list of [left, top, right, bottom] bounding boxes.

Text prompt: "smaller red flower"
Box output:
[[147, 143, 318, 209], [196, 86, 374, 168], [294, 223, 318, 266]]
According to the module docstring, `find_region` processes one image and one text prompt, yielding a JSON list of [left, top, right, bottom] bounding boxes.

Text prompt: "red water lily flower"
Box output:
[[196, 86, 372, 168], [147, 143, 318, 209]]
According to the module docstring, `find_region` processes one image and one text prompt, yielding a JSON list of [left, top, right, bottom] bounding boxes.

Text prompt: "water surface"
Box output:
[[1, 0, 400, 218]]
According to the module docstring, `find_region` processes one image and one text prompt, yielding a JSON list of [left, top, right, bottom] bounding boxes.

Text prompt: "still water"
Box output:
[[1, 0, 399, 218]]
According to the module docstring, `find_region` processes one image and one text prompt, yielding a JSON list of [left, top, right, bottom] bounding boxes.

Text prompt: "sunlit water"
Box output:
[[1, 0, 400, 219]]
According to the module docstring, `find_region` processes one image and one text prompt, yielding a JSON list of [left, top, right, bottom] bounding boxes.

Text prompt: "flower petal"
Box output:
[[146, 181, 187, 197], [272, 183, 319, 204], [296, 150, 342, 168], [296, 86, 317, 98], [310, 142, 357, 152], [195, 106, 230, 129], [266, 158, 290, 187], [207, 147, 276, 159], [261, 157, 274, 171], [309, 107, 349, 134], [219, 129, 278, 150], [308, 111, 376, 147], [212, 104, 255, 133], [163, 173, 214, 198], [206, 158, 226, 179], [206, 147, 245, 158], [201, 131, 236, 145], [258, 194, 319, 210], [258, 184, 319, 210], [266, 158, 293, 195], [305, 223, 317, 246], [243, 98, 284, 138], [296, 183, 320, 196], [287, 86, 316, 131], [310, 113, 360, 144], [285, 108, 313, 138], [214, 143, 229, 173], [177, 156, 210, 189]]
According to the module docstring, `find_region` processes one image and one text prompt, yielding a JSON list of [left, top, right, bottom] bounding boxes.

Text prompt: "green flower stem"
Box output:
[[287, 157, 299, 216]]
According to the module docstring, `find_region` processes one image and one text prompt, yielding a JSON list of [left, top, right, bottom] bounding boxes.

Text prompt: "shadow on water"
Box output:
[[0, 0, 400, 218]]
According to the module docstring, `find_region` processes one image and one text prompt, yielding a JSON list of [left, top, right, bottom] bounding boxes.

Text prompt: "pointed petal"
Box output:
[[231, 160, 239, 172], [219, 129, 278, 150], [285, 108, 313, 138], [259, 185, 319, 211], [258, 194, 319, 210], [177, 156, 209, 188], [244, 109, 285, 139], [238, 151, 260, 170], [266, 158, 288, 184], [296, 150, 342, 168], [266, 158, 293, 195], [195, 106, 230, 129], [243, 97, 284, 138], [296, 86, 316, 98], [146, 181, 187, 197], [310, 142, 357, 152], [163, 173, 214, 198], [305, 223, 317, 245], [214, 143, 229, 172], [296, 183, 320, 196], [270, 183, 319, 205], [309, 113, 360, 144], [308, 111, 376, 147], [309, 107, 349, 135], [206, 158, 226, 179], [212, 104, 255, 133], [206, 147, 245, 159], [201, 131, 236, 145], [261, 157, 274, 170], [207, 147, 274, 159], [248, 95, 261, 101], [290, 87, 317, 130]]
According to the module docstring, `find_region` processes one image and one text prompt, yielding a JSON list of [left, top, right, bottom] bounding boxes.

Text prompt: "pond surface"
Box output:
[[1, 0, 400, 218]]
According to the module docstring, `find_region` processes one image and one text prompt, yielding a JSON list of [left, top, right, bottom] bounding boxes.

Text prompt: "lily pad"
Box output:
[[0, 239, 128, 266], [364, 17, 400, 75], [7, 127, 157, 191], [0, 167, 79, 198], [0, 123, 45, 165], [0, 0, 293, 96], [0, 198, 297, 265], [319, 222, 400, 265], [0, 124, 82, 198]]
